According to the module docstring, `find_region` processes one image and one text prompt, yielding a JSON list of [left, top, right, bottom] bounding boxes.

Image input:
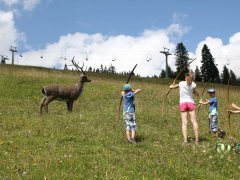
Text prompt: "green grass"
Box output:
[[0, 64, 240, 179]]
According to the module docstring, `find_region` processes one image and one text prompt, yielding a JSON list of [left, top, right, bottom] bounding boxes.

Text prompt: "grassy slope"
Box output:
[[0, 64, 240, 179]]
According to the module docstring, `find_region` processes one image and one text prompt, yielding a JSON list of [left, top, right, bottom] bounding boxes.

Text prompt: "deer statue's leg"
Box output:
[[40, 97, 46, 114], [67, 101, 74, 112], [66, 101, 71, 111], [69, 101, 74, 112], [43, 96, 55, 113]]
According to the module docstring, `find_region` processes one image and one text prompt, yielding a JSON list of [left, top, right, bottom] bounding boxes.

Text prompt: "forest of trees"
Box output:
[[160, 42, 240, 85], [64, 63, 141, 77]]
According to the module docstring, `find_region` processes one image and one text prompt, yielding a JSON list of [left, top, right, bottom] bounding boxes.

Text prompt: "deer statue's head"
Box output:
[[72, 57, 91, 83], [80, 74, 91, 83]]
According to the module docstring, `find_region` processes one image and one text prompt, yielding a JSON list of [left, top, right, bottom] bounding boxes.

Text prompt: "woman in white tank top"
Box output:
[[170, 71, 200, 145]]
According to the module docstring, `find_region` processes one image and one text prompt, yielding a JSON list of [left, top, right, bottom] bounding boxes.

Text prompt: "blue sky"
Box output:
[[12, 0, 240, 51], [1, 0, 240, 76]]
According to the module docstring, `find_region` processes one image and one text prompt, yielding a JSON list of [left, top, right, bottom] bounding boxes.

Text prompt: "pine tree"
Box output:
[[104, 66, 108, 73], [64, 63, 68, 70], [194, 66, 202, 82], [88, 66, 92, 72], [237, 77, 240, 85], [160, 69, 166, 78], [160, 66, 175, 78], [230, 70, 237, 85], [175, 42, 189, 80], [100, 64, 104, 73], [168, 66, 175, 78], [108, 64, 116, 74], [200, 44, 220, 83], [221, 65, 229, 84], [220, 66, 237, 85]]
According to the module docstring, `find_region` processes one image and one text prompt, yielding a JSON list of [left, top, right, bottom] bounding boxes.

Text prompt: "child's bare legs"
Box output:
[[181, 111, 188, 143], [189, 110, 199, 144], [131, 130, 136, 141], [126, 130, 136, 143], [126, 131, 131, 140]]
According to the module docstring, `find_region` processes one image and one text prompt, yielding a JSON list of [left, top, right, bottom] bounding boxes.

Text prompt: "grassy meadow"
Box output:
[[0, 64, 240, 179]]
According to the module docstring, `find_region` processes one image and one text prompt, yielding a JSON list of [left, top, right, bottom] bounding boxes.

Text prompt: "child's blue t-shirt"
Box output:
[[123, 91, 135, 113], [209, 97, 218, 115]]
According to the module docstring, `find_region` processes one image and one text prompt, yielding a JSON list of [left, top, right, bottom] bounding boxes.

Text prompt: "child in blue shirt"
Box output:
[[199, 88, 225, 137], [121, 84, 141, 143]]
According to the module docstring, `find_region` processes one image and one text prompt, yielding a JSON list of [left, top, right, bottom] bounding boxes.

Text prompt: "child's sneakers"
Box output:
[[218, 130, 226, 138], [127, 138, 136, 143], [131, 138, 136, 143]]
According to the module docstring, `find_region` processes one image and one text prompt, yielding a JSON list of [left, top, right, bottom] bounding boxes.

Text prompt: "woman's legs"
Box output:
[[181, 111, 188, 143], [189, 110, 199, 144]]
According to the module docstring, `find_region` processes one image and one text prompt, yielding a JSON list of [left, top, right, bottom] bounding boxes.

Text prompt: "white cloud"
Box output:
[[0, 11, 18, 51], [15, 23, 240, 78], [172, 12, 188, 24], [0, 0, 40, 11], [166, 23, 191, 43], [229, 32, 240, 44], [17, 24, 190, 77], [0, 0, 19, 6], [22, 0, 40, 11], [0, 10, 26, 63]]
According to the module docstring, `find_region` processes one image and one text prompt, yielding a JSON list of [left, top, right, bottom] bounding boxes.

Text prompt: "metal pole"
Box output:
[[165, 54, 169, 78], [160, 48, 172, 79], [9, 46, 18, 65]]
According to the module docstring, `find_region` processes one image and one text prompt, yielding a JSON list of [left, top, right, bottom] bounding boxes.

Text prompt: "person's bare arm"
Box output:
[[193, 88, 200, 97], [133, 89, 141, 94], [199, 99, 209, 105], [231, 103, 240, 110], [228, 109, 240, 114], [169, 84, 179, 89]]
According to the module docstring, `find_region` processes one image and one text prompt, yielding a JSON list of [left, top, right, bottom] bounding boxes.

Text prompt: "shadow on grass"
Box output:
[[136, 135, 145, 143], [187, 136, 209, 143], [198, 136, 209, 142]]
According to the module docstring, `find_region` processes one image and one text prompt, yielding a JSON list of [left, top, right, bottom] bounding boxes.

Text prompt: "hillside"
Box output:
[[0, 64, 240, 179]]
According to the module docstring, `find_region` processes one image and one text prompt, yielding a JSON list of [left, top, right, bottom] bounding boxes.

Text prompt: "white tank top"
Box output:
[[179, 81, 196, 103]]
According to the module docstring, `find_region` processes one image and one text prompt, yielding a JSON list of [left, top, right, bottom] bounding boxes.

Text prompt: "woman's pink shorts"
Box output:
[[179, 102, 195, 112]]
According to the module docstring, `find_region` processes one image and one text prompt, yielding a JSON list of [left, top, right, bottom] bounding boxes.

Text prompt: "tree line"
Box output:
[[64, 63, 141, 77], [160, 43, 239, 85]]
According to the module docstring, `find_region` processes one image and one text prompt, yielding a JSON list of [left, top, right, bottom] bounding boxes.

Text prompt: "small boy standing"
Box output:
[[199, 88, 225, 137], [121, 84, 141, 143]]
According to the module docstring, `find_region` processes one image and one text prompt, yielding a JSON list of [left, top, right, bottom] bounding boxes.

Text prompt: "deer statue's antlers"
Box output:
[[71, 56, 86, 75], [161, 58, 196, 116], [117, 64, 138, 121]]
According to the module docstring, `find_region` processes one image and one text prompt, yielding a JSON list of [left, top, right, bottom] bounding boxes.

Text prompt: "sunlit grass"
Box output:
[[0, 64, 240, 179]]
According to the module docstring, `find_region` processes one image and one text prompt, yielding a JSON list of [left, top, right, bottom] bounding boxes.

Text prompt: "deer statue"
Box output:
[[40, 57, 91, 114]]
